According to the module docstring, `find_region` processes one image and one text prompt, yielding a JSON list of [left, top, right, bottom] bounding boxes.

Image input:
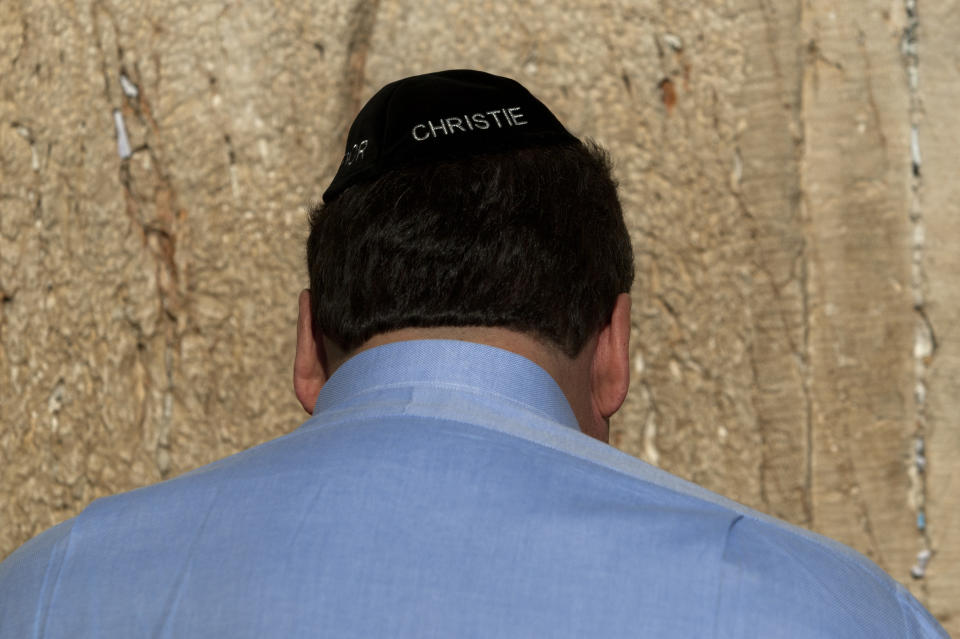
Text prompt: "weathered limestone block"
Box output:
[[0, 0, 349, 556], [802, 0, 916, 583], [919, 0, 960, 626]]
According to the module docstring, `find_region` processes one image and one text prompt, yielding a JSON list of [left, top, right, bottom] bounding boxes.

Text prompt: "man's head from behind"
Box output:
[[296, 70, 635, 439]]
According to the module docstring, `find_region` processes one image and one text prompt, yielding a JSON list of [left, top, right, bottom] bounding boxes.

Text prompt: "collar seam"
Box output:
[[319, 379, 576, 429]]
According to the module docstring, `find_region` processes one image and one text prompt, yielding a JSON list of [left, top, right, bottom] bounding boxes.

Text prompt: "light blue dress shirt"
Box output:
[[0, 340, 947, 637]]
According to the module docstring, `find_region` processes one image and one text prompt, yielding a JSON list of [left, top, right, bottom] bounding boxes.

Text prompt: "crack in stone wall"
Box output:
[[733, 0, 811, 526], [795, 0, 816, 533], [95, 0, 186, 479], [900, 0, 936, 585]]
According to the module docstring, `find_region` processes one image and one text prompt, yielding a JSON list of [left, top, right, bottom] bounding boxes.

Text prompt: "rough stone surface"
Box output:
[[802, 0, 916, 590], [0, 0, 344, 558], [0, 0, 957, 633], [918, 0, 960, 627]]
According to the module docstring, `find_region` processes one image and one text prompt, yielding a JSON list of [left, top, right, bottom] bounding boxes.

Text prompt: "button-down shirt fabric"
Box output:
[[0, 340, 947, 638]]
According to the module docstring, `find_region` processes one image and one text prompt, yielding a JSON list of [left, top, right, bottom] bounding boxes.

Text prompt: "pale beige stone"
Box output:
[[802, 0, 916, 585], [918, 0, 960, 626]]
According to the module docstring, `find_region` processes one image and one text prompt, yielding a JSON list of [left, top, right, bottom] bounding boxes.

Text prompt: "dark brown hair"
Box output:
[[306, 141, 634, 358]]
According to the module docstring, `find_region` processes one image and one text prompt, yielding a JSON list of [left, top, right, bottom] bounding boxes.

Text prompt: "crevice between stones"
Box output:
[[901, 0, 935, 589]]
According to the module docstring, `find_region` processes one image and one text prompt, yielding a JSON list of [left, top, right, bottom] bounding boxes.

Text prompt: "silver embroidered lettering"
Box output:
[[428, 119, 449, 137], [410, 107, 526, 141], [507, 107, 527, 126], [344, 139, 368, 166], [412, 124, 430, 141], [486, 110, 504, 128]]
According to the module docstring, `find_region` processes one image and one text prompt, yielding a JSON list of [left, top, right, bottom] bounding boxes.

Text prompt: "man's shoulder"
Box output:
[[714, 512, 939, 636], [1, 412, 946, 638], [585, 447, 945, 637], [0, 519, 74, 637], [428, 415, 947, 637]]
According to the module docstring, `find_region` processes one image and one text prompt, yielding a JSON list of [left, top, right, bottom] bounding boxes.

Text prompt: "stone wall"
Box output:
[[1, 0, 956, 632]]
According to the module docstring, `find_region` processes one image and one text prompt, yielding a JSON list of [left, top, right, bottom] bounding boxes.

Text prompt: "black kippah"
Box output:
[[322, 69, 581, 202]]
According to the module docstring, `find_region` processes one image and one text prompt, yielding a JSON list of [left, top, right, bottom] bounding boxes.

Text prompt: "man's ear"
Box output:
[[590, 293, 632, 424], [293, 289, 330, 414]]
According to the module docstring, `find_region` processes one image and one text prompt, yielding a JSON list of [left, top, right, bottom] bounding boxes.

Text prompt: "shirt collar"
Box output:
[[312, 339, 581, 432]]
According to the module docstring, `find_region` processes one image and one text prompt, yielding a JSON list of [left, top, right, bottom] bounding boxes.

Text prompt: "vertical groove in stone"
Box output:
[[734, 0, 811, 525], [900, 0, 933, 593], [795, 0, 815, 530]]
